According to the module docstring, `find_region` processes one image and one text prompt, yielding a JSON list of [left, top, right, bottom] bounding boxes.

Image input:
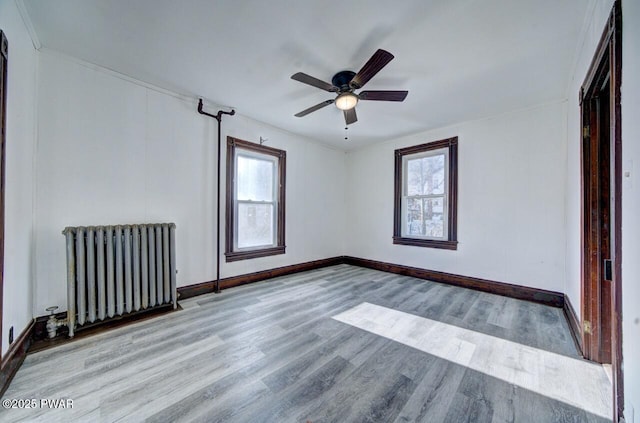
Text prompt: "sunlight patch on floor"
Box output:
[[333, 302, 612, 419]]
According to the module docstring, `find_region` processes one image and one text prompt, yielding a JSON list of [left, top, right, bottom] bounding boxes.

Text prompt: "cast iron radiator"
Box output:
[[62, 223, 177, 337]]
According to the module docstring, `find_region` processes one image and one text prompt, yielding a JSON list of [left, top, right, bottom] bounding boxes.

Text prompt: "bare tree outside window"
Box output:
[[406, 153, 446, 238]]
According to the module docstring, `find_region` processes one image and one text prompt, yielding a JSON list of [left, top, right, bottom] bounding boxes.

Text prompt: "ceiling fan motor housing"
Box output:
[[332, 70, 356, 91]]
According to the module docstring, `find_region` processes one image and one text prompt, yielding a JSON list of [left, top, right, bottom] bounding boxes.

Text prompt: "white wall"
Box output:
[[564, 0, 615, 318], [34, 50, 346, 316], [622, 0, 640, 419], [345, 101, 567, 292], [0, 0, 37, 356]]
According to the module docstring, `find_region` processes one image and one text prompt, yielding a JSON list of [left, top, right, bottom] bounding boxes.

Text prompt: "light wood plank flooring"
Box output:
[[0, 264, 611, 422]]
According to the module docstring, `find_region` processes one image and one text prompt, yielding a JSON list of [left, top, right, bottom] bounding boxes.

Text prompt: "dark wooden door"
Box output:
[[579, 1, 623, 420], [582, 79, 612, 364]]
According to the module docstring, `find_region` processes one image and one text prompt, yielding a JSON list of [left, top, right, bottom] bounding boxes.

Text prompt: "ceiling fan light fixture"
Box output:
[[335, 92, 358, 111]]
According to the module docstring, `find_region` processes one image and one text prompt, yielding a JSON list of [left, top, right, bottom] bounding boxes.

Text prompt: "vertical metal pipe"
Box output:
[[96, 228, 106, 321], [132, 225, 141, 312], [155, 225, 163, 304], [63, 228, 77, 338], [76, 227, 86, 326], [124, 225, 133, 313], [86, 228, 96, 323], [141, 225, 149, 309], [215, 116, 221, 294], [169, 223, 177, 309], [115, 225, 124, 315], [197, 99, 234, 294], [148, 227, 156, 307]]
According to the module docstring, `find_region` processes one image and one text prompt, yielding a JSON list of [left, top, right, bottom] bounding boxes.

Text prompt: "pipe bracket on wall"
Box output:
[[197, 99, 235, 294]]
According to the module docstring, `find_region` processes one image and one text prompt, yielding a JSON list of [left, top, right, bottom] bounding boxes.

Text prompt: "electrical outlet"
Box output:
[[9, 326, 13, 344]]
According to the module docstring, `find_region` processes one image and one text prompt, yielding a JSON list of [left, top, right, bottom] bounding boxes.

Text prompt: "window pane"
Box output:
[[238, 203, 274, 248], [237, 155, 274, 201], [406, 197, 445, 238], [407, 154, 445, 196]]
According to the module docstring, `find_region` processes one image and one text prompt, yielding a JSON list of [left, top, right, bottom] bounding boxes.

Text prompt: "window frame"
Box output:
[[225, 137, 286, 262], [393, 136, 458, 250]]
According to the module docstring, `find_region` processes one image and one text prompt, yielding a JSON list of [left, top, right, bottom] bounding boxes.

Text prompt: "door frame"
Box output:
[[579, 0, 622, 420], [0, 29, 8, 366]]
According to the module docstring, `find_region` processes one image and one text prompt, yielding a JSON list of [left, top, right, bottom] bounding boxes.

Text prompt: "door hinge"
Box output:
[[583, 126, 590, 138], [584, 320, 592, 335]]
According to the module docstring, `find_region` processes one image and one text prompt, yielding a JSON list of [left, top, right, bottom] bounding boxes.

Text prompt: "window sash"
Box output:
[[235, 151, 277, 201], [401, 148, 449, 240], [235, 200, 277, 250], [233, 148, 278, 251]]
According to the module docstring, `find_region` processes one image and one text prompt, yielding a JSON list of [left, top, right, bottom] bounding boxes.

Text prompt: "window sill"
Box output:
[[393, 237, 458, 250], [225, 246, 286, 262]]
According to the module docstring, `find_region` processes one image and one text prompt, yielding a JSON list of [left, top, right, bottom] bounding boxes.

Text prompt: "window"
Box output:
[[394, 137, 458, 250], [225, 137, 285, 261]]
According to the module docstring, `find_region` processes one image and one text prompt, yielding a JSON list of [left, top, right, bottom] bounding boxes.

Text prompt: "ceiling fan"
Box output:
[[291, 49, 408, 125]]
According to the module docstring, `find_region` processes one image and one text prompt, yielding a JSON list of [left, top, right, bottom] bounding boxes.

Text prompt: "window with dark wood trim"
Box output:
[[225, 137, 286, 262], [393, 136, 458, 250]]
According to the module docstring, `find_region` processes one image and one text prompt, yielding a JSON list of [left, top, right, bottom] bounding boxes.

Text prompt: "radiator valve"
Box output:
[[45, 306, 67, 339]]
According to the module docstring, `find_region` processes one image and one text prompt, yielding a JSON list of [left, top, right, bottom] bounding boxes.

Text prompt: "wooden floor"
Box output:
[[1, 265, 611, 422]]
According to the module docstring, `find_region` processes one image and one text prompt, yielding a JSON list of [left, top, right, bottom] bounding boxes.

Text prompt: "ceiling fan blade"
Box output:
[[349, 49, 395, 89], [295, 99, 334, 117], [358, 90, 408, 102], [344, 108, 357, 125], [291, 72, 338, 92]]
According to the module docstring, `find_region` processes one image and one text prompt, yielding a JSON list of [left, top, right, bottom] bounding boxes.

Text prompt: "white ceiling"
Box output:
[[22, 0, 591, 150]]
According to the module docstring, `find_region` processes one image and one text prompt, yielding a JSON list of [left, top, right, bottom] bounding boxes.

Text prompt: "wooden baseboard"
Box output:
[[178, 255, 564, 309], [32, 310, 67, 345], [563, 294, 583, 354], [29, 304, 178, 353], [344, 256, 565, 308], [178, 256, 346, 300], [0, 319, 35, 398]]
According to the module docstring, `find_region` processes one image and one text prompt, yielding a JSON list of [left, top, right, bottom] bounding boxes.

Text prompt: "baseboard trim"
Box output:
[[344, 256, 565, 308], [29, 304, 177, 354], [178, 255, 564, 308], [178, 256, 346, 300], [563, 294, 583, 354], [0, 319, 35, 398]]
